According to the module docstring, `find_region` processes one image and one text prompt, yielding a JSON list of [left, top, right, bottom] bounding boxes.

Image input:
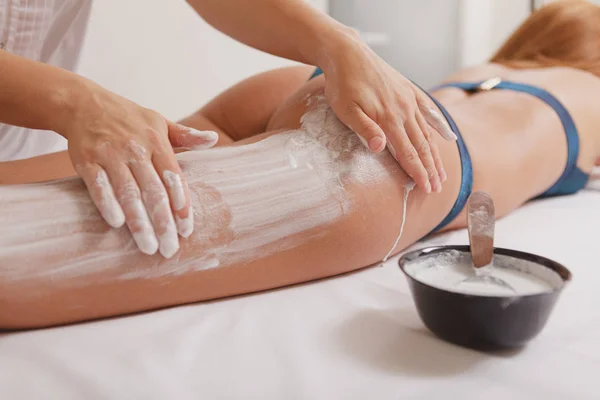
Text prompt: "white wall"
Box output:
[[327, 0, 533, 87], [460, 0, 531, 67], [491, 0, 531, 51], [77, 1, 327, 121], [329, 0, 462, 88]]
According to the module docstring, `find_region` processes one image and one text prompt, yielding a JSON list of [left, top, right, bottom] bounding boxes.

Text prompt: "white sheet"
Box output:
[[1, 190, 599, 400]]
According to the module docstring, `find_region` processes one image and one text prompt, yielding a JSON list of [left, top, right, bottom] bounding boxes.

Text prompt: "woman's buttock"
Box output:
[[266, 75, 327, 131], [263, 74, 465, 236]]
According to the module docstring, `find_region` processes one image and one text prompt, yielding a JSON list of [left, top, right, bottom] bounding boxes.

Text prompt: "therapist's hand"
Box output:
[[62, 81, 218, 258], [318, 32, 457, 193]]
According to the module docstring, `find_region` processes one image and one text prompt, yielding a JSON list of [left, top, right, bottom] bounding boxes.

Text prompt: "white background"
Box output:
[[77, 1, 328, 122]]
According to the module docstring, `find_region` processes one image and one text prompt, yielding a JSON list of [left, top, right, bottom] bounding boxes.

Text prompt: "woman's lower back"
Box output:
[[430, 65, 599, 223]]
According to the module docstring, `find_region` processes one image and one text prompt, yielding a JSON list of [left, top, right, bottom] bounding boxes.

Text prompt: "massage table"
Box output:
[[1, 183, 598, 399]]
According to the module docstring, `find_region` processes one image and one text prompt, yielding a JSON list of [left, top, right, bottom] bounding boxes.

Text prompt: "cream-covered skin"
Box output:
[[0, 97, 412, 295]]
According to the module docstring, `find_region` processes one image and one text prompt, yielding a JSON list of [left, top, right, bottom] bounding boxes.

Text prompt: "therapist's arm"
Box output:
[[186, 0, 458, 194], [0, 51, 80, 133], [0, 49, 218, 258], [186, 0, 350, 67]]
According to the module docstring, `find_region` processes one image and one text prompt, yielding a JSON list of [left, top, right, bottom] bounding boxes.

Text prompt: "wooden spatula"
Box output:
[[461, 191, 515, 292], [467, 191, 495, 268]]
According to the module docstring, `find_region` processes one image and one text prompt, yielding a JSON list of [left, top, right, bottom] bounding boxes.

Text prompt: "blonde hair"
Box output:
[[491, 0, 600, 76]]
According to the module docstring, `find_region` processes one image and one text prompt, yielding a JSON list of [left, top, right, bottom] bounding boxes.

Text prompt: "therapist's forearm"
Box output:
[[0, 50, 87, 136], [186, 0, 358, 67]]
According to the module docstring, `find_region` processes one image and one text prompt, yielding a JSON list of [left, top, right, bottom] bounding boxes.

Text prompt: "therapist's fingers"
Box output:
[[429, 131, 446, 182], [332, 97, 435, 193], [383, 115, 431, 193], [104, 161, 159, 256], [167, 121, 219, 151], [129, 159, 179, 258], [152, 149, 195, 240], [334, 100, 387, 152], [75, 163, 125, 228], [346, 104, 434, 192], [417, 98, 457, 141], [415, 110, 443, 192]]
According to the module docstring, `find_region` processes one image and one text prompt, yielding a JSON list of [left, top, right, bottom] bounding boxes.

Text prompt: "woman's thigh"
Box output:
[[180, 65, 316, 144]]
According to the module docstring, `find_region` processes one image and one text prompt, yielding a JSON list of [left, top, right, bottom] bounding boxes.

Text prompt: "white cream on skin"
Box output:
[[128, 196, 160, 256], [405, 250, 564, 296], [128, 148, 181, 258], [175, 212, 194, 239], [162, 170, 186, 211], [382, 181, 415, 262], [0, 97, 410, 292], [93, 169, 125, 228], [179, 128, 219, 150], [81, 135, 205, 258], [154, 207, 179, 260], [163, 169, 195, 240], [128, 140, 147, 159]]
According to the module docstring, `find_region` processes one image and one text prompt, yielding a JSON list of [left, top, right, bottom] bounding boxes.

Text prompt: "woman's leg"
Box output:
[[0, 87, 463, 329], [0, 151, 76, 184], [178, 65, 315, 145]]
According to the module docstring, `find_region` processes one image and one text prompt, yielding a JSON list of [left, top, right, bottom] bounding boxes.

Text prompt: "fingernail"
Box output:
[[357, 134, 369, 149], [176, 211, 194, 238], [130, 199, 159, 255], [424, 181, 432, 193], [369, 136, 385, 152], [425, 106, 457, 141], [433, 179, 442, 193], [102, 200, 126, 228], [444, 127, 457, 141], [158, 224, 179, 259], [185, 128, 219, 149], [162, 170, 186, 211], [133, 229, 159, 255], [440, 167, 448, 182]]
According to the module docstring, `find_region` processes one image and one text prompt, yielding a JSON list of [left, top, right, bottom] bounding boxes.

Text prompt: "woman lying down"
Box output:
[[1, 0, 600, 329]]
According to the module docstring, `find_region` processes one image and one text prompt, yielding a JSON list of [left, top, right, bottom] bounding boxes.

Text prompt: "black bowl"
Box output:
[[398, 245, 572, 350]]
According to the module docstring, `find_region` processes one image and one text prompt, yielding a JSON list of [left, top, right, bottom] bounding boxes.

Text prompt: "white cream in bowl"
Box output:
[[404, 250, 564, 296]]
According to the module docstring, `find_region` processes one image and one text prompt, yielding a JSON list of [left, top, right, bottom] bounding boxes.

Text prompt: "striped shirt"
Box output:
[[0, 0, 92, 160]]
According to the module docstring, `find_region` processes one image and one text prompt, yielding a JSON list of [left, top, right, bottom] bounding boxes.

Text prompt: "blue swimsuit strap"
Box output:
[[309, 67, 324, 80], [434, 80, 586, 197]]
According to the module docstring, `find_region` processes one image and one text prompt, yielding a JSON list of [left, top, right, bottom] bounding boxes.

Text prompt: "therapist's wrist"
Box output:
[[312, 25, 366, 74], [47, 75, 96, 140], [290, 8, 361, 68]]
